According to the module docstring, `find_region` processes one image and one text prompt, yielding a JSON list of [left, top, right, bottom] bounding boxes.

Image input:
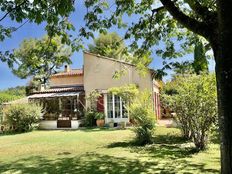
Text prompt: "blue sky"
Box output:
[[0, 1, 215, 90]]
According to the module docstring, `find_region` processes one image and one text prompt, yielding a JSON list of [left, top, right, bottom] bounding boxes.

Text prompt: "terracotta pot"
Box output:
[[96, 119, 105, 127]]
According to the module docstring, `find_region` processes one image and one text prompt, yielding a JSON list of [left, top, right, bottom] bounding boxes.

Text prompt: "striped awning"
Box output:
[[28, 92, 80, 99]]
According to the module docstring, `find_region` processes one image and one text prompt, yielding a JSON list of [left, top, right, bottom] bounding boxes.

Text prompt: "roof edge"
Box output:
[[83, 51, 136, 67]]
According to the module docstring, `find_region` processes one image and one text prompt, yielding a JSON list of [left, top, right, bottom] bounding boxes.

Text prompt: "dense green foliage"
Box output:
[[12, 35, 72, 84], [84, 110, 96, 127], [0, 86, 26, 123], [192, 40, 208, 74], [0, 0, 77, 67], [88, 32, 126, 59], [108, 84, 139, 104], [94, 112, 105, 120], [129, 91, 155, 145], [161, 74, 217, 150], [3, 103, 42, 132], [0, 86, 25, 102]]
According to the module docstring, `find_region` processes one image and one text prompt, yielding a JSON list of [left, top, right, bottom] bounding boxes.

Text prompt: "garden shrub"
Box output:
[[161, 74, 217, 150], [3, 103, 42, 132], [129, 91, 155, 145], [84, 110, 97, 127]]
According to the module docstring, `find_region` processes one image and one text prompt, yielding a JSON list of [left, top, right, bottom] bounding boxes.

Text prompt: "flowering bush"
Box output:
[[3, 103, 42, 132]]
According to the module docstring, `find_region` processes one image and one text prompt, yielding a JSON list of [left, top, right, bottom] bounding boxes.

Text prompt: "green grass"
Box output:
[[0, 127, 220, 174]]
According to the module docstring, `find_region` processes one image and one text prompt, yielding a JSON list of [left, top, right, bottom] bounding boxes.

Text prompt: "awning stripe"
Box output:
[[28, 92, 80, 99]]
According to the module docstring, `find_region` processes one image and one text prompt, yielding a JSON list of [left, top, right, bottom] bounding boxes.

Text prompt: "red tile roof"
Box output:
[[51, 69, 83, 77], [32, 86, 84, 94]]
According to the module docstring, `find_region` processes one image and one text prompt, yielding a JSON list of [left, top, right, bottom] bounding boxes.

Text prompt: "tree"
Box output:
[[88, 32, 126, 59], [12, 35, 72, 85], [161, 74, 217, 150], [0, 0, 79, 67], [192, 39, 208, 75], [171, 38, 209, 75]]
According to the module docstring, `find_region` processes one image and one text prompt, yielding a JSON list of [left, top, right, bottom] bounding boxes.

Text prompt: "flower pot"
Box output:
[[96, 119, 105, 127], [109, 122, 114, 128], [119, 122, 126, 129]]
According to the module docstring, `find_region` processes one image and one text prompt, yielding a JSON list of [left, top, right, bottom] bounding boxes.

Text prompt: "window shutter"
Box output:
[[97, 94, 104, 112]]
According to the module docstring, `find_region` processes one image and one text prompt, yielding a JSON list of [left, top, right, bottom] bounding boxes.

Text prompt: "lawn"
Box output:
[[0, 127, 220, 174]]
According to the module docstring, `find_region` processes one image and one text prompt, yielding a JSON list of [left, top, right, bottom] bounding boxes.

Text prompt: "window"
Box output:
[[107, 94, 128, 118], [122, 100, 128, 118], [107, 94, 113, 118], [114, 95, 121, 118]]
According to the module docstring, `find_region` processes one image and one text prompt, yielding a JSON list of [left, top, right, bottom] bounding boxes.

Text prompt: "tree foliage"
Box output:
[[129, 91, 155, 145], [108, 84, 139, 103], [0, 86, 26, 104], [0, 0, 80, 67], [161, 74, 217, 150], [0, 86, 26, 123], [12, 35, 72, 84], [192, 39, 208, 75], [88, 32, 126, 59]]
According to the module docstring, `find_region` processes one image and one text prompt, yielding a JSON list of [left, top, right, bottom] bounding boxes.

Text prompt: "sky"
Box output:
[[0, 1, 215, 90]]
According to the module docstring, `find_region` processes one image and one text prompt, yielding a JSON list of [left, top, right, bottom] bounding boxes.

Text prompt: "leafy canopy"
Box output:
[[12, 35, 72, 84], [88, 32, 126, 59]]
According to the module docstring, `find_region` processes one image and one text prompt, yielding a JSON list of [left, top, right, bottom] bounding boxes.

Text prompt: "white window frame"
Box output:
[[104, 93, 129, 123]]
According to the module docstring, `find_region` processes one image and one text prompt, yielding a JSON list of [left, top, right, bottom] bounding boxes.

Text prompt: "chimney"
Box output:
[[39, 84, 45, 91], [64, 65, 71, 72]]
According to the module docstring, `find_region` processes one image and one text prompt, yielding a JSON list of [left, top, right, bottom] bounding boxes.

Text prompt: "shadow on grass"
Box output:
[[105, 134, 219, 173], [0, 152, 219, 174]]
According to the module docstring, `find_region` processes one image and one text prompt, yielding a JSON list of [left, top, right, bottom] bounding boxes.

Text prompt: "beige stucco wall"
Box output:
[[83, 52, 157, 105], [50, 75, 83, 87]]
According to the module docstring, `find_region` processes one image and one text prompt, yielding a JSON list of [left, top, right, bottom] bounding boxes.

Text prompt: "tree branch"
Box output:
[[160, 0, 210, 38], [0, 1, 26, 22], [12, 19, 29, 32], [151, 6, 165, 14], [185, 0, 216, 20]]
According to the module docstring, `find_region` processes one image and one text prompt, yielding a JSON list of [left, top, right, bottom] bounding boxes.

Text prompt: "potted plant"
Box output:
[[95, 112, 105, 127], [119, 121, 126, 129], [109, 120, 114, 128]]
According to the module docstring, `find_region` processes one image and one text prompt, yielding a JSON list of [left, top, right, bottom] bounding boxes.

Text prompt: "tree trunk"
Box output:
[[215, 1, 232, 173]]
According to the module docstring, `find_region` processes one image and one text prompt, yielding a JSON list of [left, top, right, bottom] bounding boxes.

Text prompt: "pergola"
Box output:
[[28, 91, 85, 121]]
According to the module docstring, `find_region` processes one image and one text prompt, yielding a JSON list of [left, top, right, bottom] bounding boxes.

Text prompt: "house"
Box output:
[[7, 51, 161, 129]]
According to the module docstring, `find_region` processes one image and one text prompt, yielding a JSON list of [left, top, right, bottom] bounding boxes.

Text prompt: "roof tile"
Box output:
[[51, 69, 83, 77]]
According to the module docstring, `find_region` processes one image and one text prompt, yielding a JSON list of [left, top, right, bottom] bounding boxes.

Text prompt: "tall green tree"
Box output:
[[171, 39, 209, 75], [0, 0, 79, 67], [88, 32, 126, 59], [192, 39, 208, 74], [12, 35, 72, 85]]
